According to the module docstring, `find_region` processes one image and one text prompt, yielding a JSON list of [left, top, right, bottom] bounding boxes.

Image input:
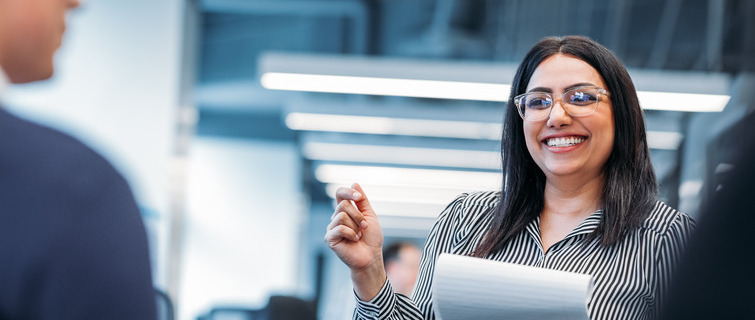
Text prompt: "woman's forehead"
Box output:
[[526, 54, 606, 91]]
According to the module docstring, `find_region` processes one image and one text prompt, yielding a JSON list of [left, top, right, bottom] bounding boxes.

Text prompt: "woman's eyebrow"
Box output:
[[564, 82, 598, 91], [526, 82, 598, 93], [527, 87, 551, 93]]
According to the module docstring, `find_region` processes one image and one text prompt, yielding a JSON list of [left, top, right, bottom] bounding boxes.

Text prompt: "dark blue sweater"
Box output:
[[0, 108, 157, 319]]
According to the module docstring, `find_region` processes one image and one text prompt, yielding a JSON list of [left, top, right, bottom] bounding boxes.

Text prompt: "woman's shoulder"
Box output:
[[443, 191, 499, 229], [446, 190, 500, 219], [457, 190, 500, 208], [640, 201, 696, 236]]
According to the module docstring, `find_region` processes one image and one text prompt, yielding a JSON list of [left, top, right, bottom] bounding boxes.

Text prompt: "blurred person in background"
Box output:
[[326, 241, 422, 320], [382, 242, 421, 297], [0, 0, 157, 319], [325, 36, 695, 320]]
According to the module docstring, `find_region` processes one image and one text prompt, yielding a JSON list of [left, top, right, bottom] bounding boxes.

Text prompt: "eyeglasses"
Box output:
[[513, 86, 610, 122]]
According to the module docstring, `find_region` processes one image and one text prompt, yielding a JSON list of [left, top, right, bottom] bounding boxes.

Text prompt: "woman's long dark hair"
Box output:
[[473, 36, 658, 257]]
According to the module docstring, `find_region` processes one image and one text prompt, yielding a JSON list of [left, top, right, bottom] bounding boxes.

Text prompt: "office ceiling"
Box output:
[[198, 0, 754, 81], [193, 0, 754, 234]]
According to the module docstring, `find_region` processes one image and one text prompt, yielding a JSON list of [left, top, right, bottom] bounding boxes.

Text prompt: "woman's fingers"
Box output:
[[327, 211, 362, 239], [350, 183, 376, 214], [324, 223, 361, 245], [333, 199, 369, 230], [334, 183, 375, 228], [335, 186, 362, 203], [325, 183, 385, 274]]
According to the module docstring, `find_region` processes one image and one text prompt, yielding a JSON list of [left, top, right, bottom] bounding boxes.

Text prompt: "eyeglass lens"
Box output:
[[517, 87, 602, 121]]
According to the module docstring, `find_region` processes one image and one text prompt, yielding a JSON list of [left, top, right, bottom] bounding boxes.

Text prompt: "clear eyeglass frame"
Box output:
[[513, 85, 610, 122]]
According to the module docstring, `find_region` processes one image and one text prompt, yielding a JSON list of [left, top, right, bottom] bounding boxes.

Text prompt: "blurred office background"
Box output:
[[2, 0, 753, 319]]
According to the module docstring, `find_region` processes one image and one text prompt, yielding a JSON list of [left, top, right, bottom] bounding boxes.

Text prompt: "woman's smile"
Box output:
[[543, 135, 587, 147]]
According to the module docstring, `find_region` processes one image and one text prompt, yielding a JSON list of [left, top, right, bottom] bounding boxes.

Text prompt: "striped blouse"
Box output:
[[354, 191, 695, 320]]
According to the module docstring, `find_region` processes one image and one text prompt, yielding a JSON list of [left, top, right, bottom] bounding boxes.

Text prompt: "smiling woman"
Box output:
[[324, 36, 695, 320], [521, 54, 615, 199]]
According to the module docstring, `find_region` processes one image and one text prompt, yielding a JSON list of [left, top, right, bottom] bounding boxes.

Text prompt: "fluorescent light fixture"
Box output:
[[290, 113, 682, 150], [262, 72, 511, 102], [304, 142, 500, 169], [679, 180, 703, 197], [324, 182, 485, 224], [379, 216, 437, 236], [325, 183, 475, 206], [315, 164, 500, 190], [637, 91, 730, 112], [262, 72, 730, 112], [286, 112, 502, 140], [268, 72, 731, 112], [369, 201, 447, 219], [259, 52, 731, 112], [646, 131, 684, 150]]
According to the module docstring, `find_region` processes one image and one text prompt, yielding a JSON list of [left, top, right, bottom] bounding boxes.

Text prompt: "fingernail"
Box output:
[[352, 192, 361, 199], [360, 221, 368, 229], [355, 233, 360, 240]]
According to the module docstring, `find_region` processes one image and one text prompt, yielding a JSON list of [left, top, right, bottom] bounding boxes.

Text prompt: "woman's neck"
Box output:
[[542, 172, 605, 219], [539, 173, 605, 252]]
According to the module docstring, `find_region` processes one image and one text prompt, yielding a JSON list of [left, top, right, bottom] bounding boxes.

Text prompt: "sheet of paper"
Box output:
[[432, 253, 593, 320]]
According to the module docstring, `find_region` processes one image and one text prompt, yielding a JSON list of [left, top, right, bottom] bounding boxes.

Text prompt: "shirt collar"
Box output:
[[565, 210, 603, 238], [525, 209, 604, 248]]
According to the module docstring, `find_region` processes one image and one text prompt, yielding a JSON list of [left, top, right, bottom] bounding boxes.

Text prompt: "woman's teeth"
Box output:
[[546, 137, 585, 147]]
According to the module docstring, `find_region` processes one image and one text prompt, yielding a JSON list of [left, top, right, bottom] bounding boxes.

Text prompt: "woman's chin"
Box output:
[[541, 164, 585, 178]]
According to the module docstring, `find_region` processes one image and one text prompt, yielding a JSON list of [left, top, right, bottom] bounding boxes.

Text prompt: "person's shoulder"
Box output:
[[442, 190, 499, 226], [458, 190, 500, 208], [0, 109, 127, 198], [430, 191, 499, 249], [446, 190, 499, 215], [640, 201, 696, 236]]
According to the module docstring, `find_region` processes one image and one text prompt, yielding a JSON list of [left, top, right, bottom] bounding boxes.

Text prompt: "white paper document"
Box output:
[[432, 253, 593, 320]]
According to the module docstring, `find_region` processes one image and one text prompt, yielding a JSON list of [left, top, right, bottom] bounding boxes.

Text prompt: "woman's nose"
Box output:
[[546, 100, 572, 127]]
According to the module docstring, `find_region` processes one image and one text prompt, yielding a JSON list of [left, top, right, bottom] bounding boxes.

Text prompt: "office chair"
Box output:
[[265, 295, 317, 320], [196, 295, 316, 320], [196, 307, 266, 320]]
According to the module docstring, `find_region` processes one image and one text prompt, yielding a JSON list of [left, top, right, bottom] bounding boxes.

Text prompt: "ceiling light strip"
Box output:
[[636, 91, 729, 112], [288, 113, 683, 150], [325, 183, 475, 206], [315, 164, 501, 190], [262, 72, 510, 102], [304, 142, 500, 169], [646, 131, 684, 150], [285, 113, 501, 140], [262, 72, 730, 112]]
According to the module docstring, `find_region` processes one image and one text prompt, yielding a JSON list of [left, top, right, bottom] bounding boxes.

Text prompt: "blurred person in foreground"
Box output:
[[0, 0, 157, 319], [661, 113, 755, 319], [325, 36, 695, 320]]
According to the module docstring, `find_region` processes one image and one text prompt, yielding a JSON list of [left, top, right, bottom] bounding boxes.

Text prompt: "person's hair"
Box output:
[[383, 242, 415, 268], [473, 35, 658, 257]]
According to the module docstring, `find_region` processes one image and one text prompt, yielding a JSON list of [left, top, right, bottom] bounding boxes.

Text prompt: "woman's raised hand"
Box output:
[[325, 183, 383, 270], [324, 183, 387, 300]]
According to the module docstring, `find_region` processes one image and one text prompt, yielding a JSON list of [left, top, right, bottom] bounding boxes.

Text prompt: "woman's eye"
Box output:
[[568, 91, 597, 105], [527, 97, 551, 109]]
